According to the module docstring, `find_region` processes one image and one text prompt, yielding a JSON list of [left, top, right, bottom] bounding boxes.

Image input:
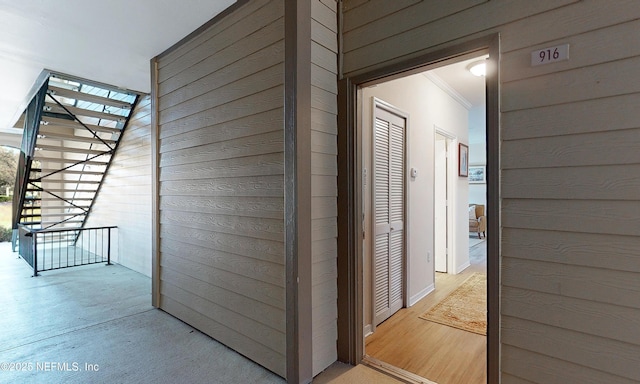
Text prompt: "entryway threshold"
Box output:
[[363, 355, 438, 384]]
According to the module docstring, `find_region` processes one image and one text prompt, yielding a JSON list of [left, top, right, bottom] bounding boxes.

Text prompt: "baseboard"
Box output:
[[456, 261, 471, 274], [408, 283, 434, 307], [364, 324, 373, 337]]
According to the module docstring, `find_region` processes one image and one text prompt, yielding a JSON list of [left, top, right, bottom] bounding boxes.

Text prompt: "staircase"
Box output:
[[13, 72, 140, 233]]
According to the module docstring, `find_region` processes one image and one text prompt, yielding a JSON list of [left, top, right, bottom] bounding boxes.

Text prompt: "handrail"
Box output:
[[21, 225, 117, 234], [17, 224, 117, 276]]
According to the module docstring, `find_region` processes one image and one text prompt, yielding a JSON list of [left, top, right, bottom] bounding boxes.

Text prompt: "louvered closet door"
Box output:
[[373, 102, 406, 326]]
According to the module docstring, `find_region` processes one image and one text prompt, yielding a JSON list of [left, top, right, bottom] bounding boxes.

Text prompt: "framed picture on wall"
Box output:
[[459, 143, 469, 177], [469, 165, 486, 183]]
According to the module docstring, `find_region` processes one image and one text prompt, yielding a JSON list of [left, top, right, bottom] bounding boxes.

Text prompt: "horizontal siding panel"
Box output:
[[311, 196, 337, 219], [161, 296, 285, 377], [160, 109, 283, 153], [312, 279, 338, 309], [501, 18, 640, 83], [501, 344, 637, 384], [502, 286, 640, 345], [311, 63, 337, 94], [160, 40, 284, 110], [312, 238, 337, 264], [502, 165, 640, 200], [311, 0, 337, 32], [160, 238, 283, 287], [158, 0, 280, 82], [342, 0, 576, 76], [159, 152, 284, 181], [160, 211, 283, 241], [311, 152, 337, 176], [161, 268, 285, 335], [161, 195, 283, 219], [503, 56, 640, 112], [502, 257, 640, 309], [159, 85, 284, 139], [160, 175, 283, 197], [161, 251, 284, 306], [311, 108, 337, 135], [343, 0, 484, 52], [160, 63, 284, 125], [503, 228, 640, 274], [160, 225, 284, 266], [311, 86, 338, 114], [160, 131, 283, 167], [502, 94, 640, 141], [158, 0, 270, 68], [500, 0, 640, 53], [312, 258, 336, 286], [342, 0, 422, 33], [502, 316, 640, 382], [503, 199, 640, 236], [311, 130, 337, 155], [312, 305, 337, 337], [312, 19, 338, 53], [160, 17, 284, 97], [311, 175, 336, 197], [312, 217, 337, 241], [311, 41, 338, 74], [502, 128, 640, 169]]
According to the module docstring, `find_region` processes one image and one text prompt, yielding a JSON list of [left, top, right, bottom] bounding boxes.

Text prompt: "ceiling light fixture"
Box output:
[[467, 60, 487, 77]]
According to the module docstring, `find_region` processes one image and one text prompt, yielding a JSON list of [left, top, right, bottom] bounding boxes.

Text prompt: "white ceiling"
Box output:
[[430, 55, 487, 109], [0, 0, 235, 131]]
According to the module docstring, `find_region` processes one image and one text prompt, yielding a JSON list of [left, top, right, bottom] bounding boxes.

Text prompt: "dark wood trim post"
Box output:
[[285, 0, 313, 382], [486, 33, 501, 384], [336, 77, 364, 364]]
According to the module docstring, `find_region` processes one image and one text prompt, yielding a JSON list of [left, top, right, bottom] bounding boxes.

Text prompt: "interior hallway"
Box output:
[[0, 242, 406, 384], [365, 239, 488, 384]]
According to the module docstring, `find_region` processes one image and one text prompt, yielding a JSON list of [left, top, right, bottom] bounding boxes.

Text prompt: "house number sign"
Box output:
[[531, 44, 569, 66]]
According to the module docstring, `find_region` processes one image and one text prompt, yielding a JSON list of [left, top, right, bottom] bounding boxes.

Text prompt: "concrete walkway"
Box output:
[[0, 242, 405, 384], [0, 242, 283, 384]]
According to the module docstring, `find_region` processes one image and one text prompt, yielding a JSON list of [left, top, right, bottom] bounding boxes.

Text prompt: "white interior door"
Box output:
[[373, 101, 406, 326]]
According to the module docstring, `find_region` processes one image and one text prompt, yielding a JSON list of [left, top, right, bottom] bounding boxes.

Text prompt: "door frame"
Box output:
[[336, 34, 500, 383], [434, 128, 456, 275]]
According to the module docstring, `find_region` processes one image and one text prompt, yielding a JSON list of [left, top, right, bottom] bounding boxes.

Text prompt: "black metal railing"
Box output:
[[17, 225, 116, 276]]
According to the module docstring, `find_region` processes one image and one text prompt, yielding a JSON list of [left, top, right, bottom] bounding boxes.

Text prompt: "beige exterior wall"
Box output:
[[342, 0, 640, 382], [154, 0, 287, 377], [86, 96, 152, 277]]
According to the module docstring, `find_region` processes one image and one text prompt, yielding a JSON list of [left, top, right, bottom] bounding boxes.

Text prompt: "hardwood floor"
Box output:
[[365, 239, 487, 384]]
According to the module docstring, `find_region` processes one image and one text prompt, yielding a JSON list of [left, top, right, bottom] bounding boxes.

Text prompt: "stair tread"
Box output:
[[45, 102, 127, 123], [38, 132, 116, 146], [32, 156, 109, 165], [40, 116, 121, 134], [48, 86, 133, 110]]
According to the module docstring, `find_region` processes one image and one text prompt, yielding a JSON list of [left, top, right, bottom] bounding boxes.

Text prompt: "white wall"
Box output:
[[362, 72, 469, 330], [468, 105, 487, 207], [85, 96, 152, 277]]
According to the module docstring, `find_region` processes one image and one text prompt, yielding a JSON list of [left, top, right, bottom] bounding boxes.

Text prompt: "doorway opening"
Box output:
[[336, 35, 500, 384]]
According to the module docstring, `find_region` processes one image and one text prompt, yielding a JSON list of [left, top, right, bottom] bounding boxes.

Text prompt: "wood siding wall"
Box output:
[[311, 0, 338, 376], [86, 96, 152, 277], [342, 0, 640, 382], [154, 0, 286, 377]]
